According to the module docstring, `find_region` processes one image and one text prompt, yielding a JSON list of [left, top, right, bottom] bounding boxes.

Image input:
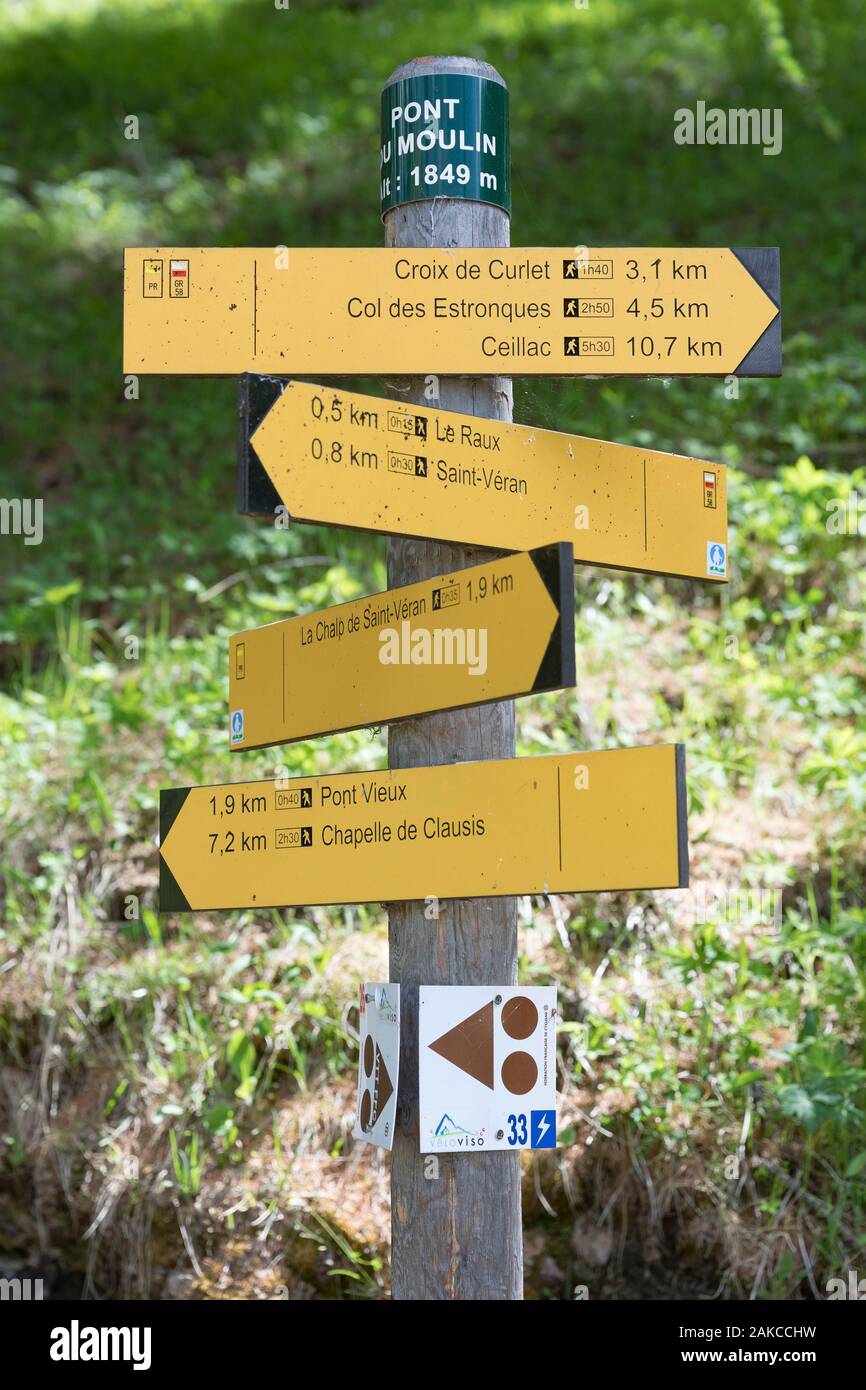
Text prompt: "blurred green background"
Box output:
[[1, 0, 865, 1300]]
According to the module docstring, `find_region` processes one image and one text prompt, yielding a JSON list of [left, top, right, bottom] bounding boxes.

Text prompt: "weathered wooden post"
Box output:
[[381, 55, 522, 1301]]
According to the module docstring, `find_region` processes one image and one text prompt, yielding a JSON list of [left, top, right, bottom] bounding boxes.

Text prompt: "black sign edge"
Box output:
[[238, 372, 285, 516], [675, 743, 690, 889], [731, 246, 782, 377], [159, 787, 192, 913], [529, 541, 576, 693]]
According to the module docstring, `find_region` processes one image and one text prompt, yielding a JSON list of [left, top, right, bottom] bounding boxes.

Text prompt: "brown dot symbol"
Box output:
[[359, 1088, 372, 1131], [363, 1034, 374, 1078], [502, 1052, 537, 1095], [502, 995, 538, 1040]]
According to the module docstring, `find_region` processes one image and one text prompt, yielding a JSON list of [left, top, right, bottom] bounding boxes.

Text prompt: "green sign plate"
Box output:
[[380, 73, 510, 216]]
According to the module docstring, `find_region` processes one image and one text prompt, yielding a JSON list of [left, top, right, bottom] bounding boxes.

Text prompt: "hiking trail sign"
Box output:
[[159, 745, 688, 913], [239, 376, 729, 582], [123, 246, 780, 377], [129, 45, 785, 1304], [419, 986, 557, 1153], [228, 544, 574, 751]]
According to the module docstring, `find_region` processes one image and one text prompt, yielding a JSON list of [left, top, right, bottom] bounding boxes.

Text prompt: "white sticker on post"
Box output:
[[353, 982, 400, 1151], [419, 985, 557, 1153]]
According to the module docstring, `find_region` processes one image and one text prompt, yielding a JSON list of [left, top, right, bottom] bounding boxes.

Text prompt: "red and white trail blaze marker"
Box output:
[[170, 259, 189, 298]]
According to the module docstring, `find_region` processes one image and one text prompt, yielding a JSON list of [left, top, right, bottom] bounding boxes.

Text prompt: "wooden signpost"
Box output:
[[125, 49, 784, 1303], [228, 544, 575, 750], [239, 377, 729, 582]]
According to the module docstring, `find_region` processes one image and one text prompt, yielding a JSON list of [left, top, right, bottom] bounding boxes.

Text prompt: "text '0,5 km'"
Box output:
[[240, 377, 729, 582]]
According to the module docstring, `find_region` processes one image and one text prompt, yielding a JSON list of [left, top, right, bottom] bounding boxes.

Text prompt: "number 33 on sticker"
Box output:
[[419, 986, 558, 1153]]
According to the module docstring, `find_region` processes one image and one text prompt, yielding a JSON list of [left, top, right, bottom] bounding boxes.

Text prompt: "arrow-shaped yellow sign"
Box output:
[[159, 744, 687, 912], [246, 378, 729, 582], [123, 247, 780, 376], [229, 545, 573, 750]]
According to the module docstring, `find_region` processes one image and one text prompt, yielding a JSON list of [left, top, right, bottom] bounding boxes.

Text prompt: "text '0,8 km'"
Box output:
[[241, 377, 729, 582]]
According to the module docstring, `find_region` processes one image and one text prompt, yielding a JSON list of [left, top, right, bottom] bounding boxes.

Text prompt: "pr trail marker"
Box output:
[[228, 544, 574, 751], [158, 745, 688, 913], [123, 245, 781, 377], [239, 376, 729, 583]]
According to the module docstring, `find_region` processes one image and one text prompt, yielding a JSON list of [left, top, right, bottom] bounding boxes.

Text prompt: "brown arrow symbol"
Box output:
[[372, 1045, 394, 1124], [360, 1042, 394, 1131], [429, 1001, 494, 1090]]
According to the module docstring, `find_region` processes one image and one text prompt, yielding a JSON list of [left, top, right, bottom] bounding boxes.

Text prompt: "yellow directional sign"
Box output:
[[229, 544, 574, 750], [159, 744, 687, 911], [123, 247, 780, 377], [247, 378, 729, 582]]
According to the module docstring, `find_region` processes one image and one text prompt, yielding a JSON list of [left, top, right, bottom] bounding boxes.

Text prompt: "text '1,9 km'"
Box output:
[[228, 544, 575, 750], [159, 746, 688, 913]]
